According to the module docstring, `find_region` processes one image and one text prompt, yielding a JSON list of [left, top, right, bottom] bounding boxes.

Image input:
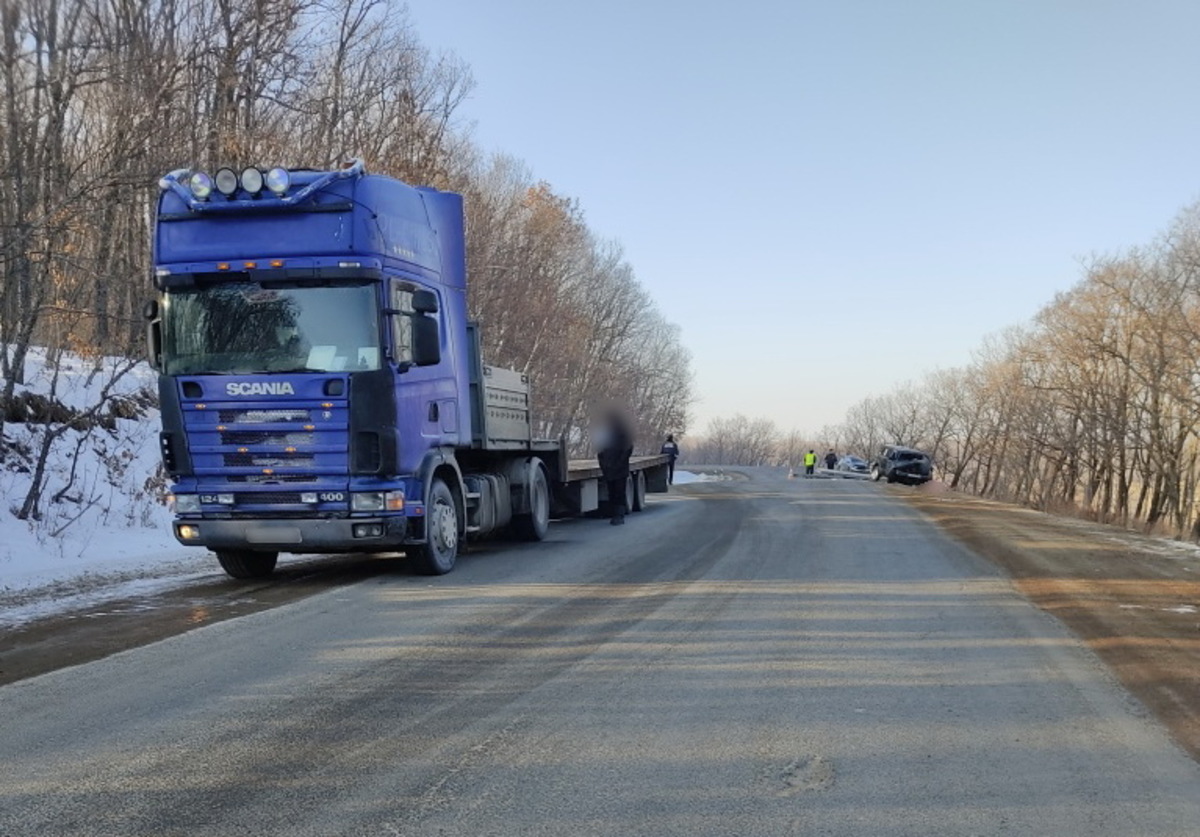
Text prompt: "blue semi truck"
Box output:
[[146, 162, 669, 579]]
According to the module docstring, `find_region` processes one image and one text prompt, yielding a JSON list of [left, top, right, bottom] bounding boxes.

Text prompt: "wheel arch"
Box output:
[[418, 448, 467, 536]]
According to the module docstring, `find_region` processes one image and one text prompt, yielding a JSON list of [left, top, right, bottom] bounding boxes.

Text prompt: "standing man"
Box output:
[[661, 434, 680, 485], [598, 410, 634, 525], [804, 449, 817, 477], [824, 450, 837, 470]]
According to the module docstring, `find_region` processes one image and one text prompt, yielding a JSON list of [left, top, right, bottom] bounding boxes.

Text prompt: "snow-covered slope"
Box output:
[[1, 349, 212, 623]]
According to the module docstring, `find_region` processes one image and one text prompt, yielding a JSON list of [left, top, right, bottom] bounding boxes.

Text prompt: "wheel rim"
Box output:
[[432, 498, 457, 555]]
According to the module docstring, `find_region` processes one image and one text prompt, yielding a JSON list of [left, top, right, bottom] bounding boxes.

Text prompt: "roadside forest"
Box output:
[[0, 0, 693, 511], [693, 204, 1200, 540]]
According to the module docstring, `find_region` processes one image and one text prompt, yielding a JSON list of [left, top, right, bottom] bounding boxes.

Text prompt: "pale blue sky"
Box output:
[[403, 0, 1200, 434]]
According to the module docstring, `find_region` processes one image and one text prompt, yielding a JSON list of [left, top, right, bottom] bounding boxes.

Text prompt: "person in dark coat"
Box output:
[[824, 450, 837, 470], [597, 411, 634, 525], [661, 434, 680, 485]]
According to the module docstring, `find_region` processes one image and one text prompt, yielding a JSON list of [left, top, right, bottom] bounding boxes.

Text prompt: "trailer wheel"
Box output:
[[216, 550, 278, 580], [415, 478, 458, 575], [631, 471, 647, 512], [512, 464, 550, 541]]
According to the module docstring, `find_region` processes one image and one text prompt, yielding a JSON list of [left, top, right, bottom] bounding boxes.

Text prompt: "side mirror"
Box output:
[[412, 289, 439, 314], [146, 320, 163, 371], [411, 314, 441, 366], [144, 298, 162, 370]]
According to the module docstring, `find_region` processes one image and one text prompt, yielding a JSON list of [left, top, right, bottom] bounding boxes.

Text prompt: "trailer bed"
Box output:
[[566, 454, 672, 481]]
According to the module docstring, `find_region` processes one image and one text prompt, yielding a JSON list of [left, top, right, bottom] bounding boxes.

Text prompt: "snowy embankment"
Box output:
[[1, 350, 214, 626], [673, 470, 728, 485]]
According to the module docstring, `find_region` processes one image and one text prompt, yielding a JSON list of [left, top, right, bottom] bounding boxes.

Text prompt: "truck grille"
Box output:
[[185, 392, 348, 486], [237, 491, 302, 505], [227, 474, 315, 484], [219, 408, 311, 424], [223, 452, 316, 468], [221, 430, 316, 446]]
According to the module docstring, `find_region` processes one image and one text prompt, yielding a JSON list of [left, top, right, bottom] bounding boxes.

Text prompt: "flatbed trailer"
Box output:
[[555, 455, 672, 517]]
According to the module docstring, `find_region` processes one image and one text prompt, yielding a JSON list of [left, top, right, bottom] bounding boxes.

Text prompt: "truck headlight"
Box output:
[[351, 492, 385, 511], [216, 493, 235, 505], [173, 494, 201, 513]]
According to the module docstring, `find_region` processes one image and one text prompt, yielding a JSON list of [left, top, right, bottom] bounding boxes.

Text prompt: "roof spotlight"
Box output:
[[214, 167, 238, 196], [265, 167, 291, 195], [240, 167, 264, 195], [188, 171, 213, 199]]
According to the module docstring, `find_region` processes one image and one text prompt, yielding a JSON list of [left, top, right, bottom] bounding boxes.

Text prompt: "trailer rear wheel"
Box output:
[[216, 550, 278, 580], [631, 471, 647, 512], [512, 464, 550, 541], [415, 478, 458, 575]]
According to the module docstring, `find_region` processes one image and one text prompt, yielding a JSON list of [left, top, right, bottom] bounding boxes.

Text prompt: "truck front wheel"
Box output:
[[216, 550, 278, 580], [416, 478, 458, 575]]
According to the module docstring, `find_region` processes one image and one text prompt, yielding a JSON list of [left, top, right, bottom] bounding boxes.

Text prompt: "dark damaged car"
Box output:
[[870, 445, 932, 486]]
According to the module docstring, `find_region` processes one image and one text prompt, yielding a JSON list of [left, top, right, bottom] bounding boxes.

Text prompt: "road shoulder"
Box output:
[[901, 486, 1200, 761]]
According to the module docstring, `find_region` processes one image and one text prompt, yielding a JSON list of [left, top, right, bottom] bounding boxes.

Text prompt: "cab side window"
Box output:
[[390, 282, 415, 364]]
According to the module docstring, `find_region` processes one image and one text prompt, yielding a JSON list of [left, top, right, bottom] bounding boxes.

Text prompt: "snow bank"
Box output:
[[1, 348, 204, 620], [674, 470, 725, 485]]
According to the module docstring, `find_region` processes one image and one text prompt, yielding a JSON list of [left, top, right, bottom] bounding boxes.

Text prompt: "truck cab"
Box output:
[[150, 162, 542, 578]]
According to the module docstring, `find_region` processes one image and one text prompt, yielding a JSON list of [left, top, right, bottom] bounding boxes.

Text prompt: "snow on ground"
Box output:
[[673, 470, 728, 485], [1, 349, 212, 625]]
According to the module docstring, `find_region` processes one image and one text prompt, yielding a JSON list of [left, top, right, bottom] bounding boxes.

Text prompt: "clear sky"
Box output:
[[402, 0, 1200, 435]]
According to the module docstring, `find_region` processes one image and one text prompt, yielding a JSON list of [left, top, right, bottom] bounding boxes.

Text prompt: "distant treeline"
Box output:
[[693, 202, 1200, 540], [0, 0, 691, 457]]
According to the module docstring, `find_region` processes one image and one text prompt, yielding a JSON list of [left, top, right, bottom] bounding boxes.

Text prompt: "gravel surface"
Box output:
[[2, 470, 1199, 836]]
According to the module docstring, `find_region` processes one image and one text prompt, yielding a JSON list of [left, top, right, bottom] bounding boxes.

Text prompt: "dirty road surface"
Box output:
[[905, 486, 1200, 762], [2, 471, 1199, 836]]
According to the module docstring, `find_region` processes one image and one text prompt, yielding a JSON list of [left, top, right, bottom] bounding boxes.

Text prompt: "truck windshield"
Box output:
[[163, 281, 381, 375]]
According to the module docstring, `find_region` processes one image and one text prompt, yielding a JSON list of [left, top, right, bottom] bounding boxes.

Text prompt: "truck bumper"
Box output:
[[173, 516, 408, 552]]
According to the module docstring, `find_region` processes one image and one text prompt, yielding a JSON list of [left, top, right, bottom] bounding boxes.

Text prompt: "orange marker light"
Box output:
[[196, 404, 206, 410], [244, 261, 257, 269], [217, 263, 230, 271], [270, 259, 284, 268], [262, 469, 274, 475], [321, 402, 333, 409], [238, 447, 248, 453], [303, 424, 315, 430], [217, 425, 227, 431], [284, 446, 297, 453]]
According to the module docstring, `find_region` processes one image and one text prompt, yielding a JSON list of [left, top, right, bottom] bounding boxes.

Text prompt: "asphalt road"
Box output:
[[2, 470, 1199, 836]]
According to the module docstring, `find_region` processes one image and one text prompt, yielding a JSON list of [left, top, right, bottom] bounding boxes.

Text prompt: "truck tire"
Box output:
[[216, 550, 278, 580], [631, 471, 647, 512], [512, 464, 550, 541], [416, 478, 458, 575], [871, 465, 882, 482]]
